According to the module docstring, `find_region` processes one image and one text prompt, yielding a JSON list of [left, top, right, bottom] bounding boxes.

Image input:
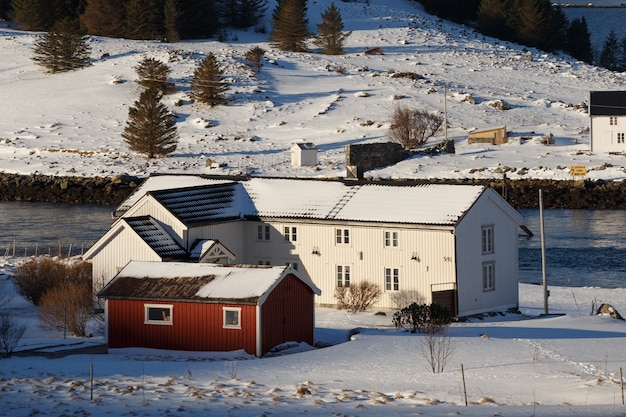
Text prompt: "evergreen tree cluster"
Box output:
[[7, 0, 268, 40], [598, 29, 626, 72], [416, 0, 594, 64]]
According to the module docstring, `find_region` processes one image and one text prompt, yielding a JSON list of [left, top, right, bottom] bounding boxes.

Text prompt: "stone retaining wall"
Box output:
[[1, 173, 624, 209]]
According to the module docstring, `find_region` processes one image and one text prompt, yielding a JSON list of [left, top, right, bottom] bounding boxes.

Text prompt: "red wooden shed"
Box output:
[[98, 261, 321, 356]]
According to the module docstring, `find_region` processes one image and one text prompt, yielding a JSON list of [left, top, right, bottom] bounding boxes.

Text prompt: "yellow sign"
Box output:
[[569, 165, 587, 177]]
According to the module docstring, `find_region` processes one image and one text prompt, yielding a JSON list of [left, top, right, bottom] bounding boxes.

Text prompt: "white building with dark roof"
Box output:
[[590, 91, 626, 153], [85, 175, 527, 317]]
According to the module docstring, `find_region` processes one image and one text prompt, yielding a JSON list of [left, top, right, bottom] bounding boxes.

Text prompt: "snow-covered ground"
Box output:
[[1, 257, 626, 417], [2, 0, 626, 182]]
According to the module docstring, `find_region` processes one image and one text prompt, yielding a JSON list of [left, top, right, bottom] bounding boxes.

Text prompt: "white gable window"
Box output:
[[610, 116, 618, 126], [384, 231, 398, 247], [481, 225, 494, 254], [483, 262, 495, 291], [223, 307, 241, 329], [385, 268, 399, 291], [336, 265, 350, 287], [257, 224, 270, 241], [145, 304, 173, 325], [284, 226, 297, 242], [336, 228, 350, 244]]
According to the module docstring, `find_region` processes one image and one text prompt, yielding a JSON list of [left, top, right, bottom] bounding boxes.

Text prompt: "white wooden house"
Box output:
[[84, 176, 527, 317], [590, 91, 626, 153]]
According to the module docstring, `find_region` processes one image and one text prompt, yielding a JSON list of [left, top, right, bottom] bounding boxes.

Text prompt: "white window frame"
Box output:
[[618, 132, 625, 144], [144, 304, 173, 325], [223, 307, 241, 329], [483, 262, 495, 291], [610, 116, 618, 126], [283, 226, 297, 242], [385, 267, 399, 291], [335, 228, 350, 244], [257, 224, 270, 241], [336, 265, 350, 287], [384, 231, 399, 247], [481, 225, 494, 255]]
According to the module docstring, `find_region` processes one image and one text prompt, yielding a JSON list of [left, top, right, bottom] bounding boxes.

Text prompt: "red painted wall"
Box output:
[[106, 299, 257, 354], [260, 274, 315, 354]]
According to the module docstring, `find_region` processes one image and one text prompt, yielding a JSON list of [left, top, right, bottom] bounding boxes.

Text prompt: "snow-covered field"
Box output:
[[2, 0, 626, 182], [1, 258, 626, 417]]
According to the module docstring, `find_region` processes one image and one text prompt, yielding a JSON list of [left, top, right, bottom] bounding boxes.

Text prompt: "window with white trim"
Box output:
[[145, 304, 173, 325], [384, 231, 398, 247], [284, 226, 297, 242], [257, 224, 270, 241], [481, 225, 494, 254], [483, 262, 495, 291], [618, 132, 625, 144], [223, 307, 241, 329], [610, 116, 618, 126], [258, 260, 270, 266], [336, 265, 350, 287], [385, 267, 399, 291], [336, 228, 350, 244]]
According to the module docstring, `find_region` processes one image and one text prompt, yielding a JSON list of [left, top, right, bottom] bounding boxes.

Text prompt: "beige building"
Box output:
[[84, 175, 527, 317]]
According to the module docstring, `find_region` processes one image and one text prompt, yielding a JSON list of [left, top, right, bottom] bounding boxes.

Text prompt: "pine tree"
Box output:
[[80, 0, 126, 38], [122, 88, 178, 159], [32, 17, 91, 73], [599, 30, 621, 71], [565, 16, 593, 64], [219, 0, 267, 29], [477, 0, 512, 39], [244, 46, 266, 74], [511, 0, 554, 49], [269, 0, 309, 52], [135, 57, 173, 93], [178, 0, 219, 39], [10, 0, 48, 30], [163, 0, 181, 42], [190, 52, 228, 106], [125, 0, 164, 40], [313, 2, 350, 55]]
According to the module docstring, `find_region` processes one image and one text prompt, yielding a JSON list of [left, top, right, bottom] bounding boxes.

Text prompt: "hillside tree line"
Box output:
[[4, 0, 269, 40]]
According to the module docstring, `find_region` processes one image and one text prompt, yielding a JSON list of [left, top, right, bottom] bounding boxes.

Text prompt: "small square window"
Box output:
[[336, 229, 350, 244], [145, 304, 173, 325], [257, 225, 270, 241], [384, 231, 398, 247], [610, 116, 618, 126], [223, 307, 241, 329], [284, 226, 297, 242]]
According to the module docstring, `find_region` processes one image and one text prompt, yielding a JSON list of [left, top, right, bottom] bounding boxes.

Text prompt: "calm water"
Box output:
[[519, 209, 626, 288], [0, 201, 114, 257], [0, 203, 624, 288]]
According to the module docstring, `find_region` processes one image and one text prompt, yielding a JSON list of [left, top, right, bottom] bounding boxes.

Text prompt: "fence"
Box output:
[[2, 239, 95, 260]]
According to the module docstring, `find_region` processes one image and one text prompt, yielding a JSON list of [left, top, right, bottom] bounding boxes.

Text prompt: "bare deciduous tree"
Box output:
[[39, 280, 93, 337], [388, 105, 443, 150], [0, 311, 27, 358], [420, 326, 455, 374]]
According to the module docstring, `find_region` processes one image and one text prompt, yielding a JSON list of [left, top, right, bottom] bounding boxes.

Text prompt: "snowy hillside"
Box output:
[[2, 0, 626, 182]]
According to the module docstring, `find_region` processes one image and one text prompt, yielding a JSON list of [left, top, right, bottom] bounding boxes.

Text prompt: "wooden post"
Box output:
[[461, 364, 468, 406], [621, 367, 624, 405], [90, 363, 94, 401]]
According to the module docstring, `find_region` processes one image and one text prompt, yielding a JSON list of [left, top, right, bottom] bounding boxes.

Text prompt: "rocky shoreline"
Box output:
[[0, 172, 624, 209]]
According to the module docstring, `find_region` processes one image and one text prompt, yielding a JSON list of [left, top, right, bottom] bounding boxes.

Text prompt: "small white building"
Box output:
[[291, 142, 317, 166], [590, 91, 626, 153], [84, 176, 527, 317]]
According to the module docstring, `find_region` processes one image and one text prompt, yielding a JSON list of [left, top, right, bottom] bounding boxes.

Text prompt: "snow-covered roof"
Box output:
[[117, 175, 490, 226], [99, 261, 320, 302]]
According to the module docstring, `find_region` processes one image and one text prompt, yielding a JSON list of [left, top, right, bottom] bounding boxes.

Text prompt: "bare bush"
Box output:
[[388, 105, 443, 150], [13, 258, 92, 306], [420, 326, 455, 373], [390, 290, 424, 309], [0, 311, 27, 358], [39, 280, 93, 337], [335, 281, 381, 312]]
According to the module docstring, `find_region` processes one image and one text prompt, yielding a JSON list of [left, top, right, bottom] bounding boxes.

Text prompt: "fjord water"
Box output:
[[0, 203, 624, 289], [519, 209, 626, 289]]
